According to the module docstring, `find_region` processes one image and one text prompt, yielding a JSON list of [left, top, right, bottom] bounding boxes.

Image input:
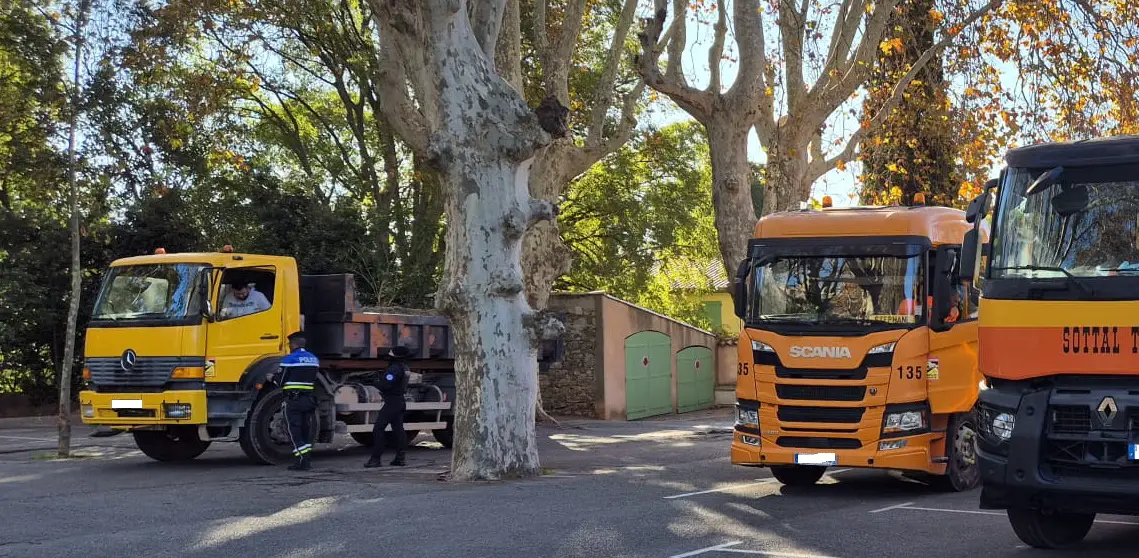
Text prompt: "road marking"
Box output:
[[868, 502, 914, 513], [665, 480, 775, 499], [881, 504, 1139, 526], [668, 541, 743, 558], [0, 435, 53, 442]]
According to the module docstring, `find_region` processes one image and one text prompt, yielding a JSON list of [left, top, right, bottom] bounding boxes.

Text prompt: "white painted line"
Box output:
[[868, 501, 914, 514], [668, 541, 743, 558], [889, 504, 1139, 526], [824, 468, 851, 476], [720, 549, 843, 558], [0, 435, 54, 442], [664, 480, 776, 499]]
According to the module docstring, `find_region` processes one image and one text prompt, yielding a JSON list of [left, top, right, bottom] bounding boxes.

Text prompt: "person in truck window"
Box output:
[[220, 277, 270, 318]]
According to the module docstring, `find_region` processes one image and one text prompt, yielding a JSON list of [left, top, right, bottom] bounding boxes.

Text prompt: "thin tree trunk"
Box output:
[[705, 119, 757, 277], [59, 0, 91, 459], [761, 140, 811, 215]]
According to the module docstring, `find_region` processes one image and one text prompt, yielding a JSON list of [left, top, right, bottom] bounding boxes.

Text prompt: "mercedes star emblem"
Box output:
[[120, 349, 137, 371]]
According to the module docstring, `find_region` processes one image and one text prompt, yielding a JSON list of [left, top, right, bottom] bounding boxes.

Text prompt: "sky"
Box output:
[[634, 1, 1021, 208]]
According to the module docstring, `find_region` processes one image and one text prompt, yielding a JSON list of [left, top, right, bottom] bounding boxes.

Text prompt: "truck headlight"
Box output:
[[751, 340, 774, 352], [736, 400, 759, 427], [991, 413, 1015, 441], [882, 408, 927, 435], [164, 403, 192, 419], [868, 341, 896, 354], [82, 404, 94, 418]]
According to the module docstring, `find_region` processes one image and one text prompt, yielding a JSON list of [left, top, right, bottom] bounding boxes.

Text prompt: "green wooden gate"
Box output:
[[676, 346, 715, 413], [625, 331, 673, 420]]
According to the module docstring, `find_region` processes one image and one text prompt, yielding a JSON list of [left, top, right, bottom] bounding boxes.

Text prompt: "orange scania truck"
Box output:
[[960, 135, 1139, 549], [729, 195, 986, 491]]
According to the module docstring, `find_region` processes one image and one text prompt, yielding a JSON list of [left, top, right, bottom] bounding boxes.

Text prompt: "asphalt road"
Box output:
[[1, 411, 1137, 558]]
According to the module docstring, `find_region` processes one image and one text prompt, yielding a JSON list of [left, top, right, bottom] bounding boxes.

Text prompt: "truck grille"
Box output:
[[1049, 405, 1092, 434], [776, 385, 865, 402], [776, 436, 861, 449], [86, 357, 200, 389], [1042, 396, 1139, 480], [775, 366, 868, 381], [777, 406, 865, 423]]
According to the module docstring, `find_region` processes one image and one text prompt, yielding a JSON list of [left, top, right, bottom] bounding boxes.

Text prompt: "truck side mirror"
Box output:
[[199, 270, 215, 322], [932, 248, 956, 327], [733, 259, 750, 320], [959, 229, 982, 282]]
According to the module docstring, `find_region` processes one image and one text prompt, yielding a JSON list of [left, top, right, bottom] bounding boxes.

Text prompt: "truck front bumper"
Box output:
[[730, 426, 940, 474], [79, 390, 208, 426]]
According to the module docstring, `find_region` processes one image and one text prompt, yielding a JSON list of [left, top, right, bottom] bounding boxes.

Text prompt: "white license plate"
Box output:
[[795, 452, 837, 466], [111, 399, 143, 409], [1130, 444, 1139, 461]]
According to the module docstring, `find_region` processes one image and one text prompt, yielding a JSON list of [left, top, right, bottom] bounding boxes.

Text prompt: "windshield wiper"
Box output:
[[990, 265, 1093, 296], [820, 316, 877, 326]]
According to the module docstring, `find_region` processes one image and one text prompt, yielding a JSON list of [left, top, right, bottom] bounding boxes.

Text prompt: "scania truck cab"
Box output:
[[730, 196, 986, 491], [962, 135, 1139, 548]]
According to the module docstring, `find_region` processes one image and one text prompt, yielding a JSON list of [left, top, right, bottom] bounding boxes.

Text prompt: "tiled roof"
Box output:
[[651, 258, 730, 291]]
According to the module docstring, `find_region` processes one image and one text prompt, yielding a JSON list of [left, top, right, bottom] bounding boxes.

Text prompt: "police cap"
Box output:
[[287, 331, 306, 343]]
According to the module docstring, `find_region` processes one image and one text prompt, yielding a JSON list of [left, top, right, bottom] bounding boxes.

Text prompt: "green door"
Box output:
[[676, 346, 715, 413], [625, 331, 673, 420]]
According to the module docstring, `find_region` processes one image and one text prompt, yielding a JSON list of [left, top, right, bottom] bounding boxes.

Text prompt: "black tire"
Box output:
[[930, 411, 982, 492], [239, 388, 316, 465], [1007, 507, 1095, 549], [433, 420, 454, 448], [132, 428, 210, 462], [770, 465, 827, 487]]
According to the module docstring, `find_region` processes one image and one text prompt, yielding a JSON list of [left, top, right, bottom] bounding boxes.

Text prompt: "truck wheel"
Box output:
[[1007, 507, 1095, 549], [133, 428, 210, 462], [770, 465, 826, 486], [433, 420, 454, 448], [239, 388, 315, 465], [931, 411, 981, 492], [351, 433, 374, 447]]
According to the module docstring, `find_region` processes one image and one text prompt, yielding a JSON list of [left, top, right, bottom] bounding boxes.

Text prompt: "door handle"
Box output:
[[261, 334, 279, 340]]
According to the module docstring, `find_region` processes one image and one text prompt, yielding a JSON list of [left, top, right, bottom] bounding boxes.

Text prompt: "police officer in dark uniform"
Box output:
[[277, 331, 320, 471], [364, 345, 412, 468]]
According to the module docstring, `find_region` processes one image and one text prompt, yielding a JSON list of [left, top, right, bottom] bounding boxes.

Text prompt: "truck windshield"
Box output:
[[91, 264, 207, 323], [990, 164, 1139, 278], [747, 251, 925, 329]]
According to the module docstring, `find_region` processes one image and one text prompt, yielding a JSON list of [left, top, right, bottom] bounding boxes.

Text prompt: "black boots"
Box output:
[[364, 451, 406, 468], [288, 455, 311, 471]]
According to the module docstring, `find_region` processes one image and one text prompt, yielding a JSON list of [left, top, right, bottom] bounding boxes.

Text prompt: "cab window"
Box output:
[[217, 267, 276, 320]]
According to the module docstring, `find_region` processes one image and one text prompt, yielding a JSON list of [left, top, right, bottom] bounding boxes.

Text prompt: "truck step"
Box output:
[[932, 457, 949, 464], [336, 401, 451, 413], [335, 421, 447, 434]]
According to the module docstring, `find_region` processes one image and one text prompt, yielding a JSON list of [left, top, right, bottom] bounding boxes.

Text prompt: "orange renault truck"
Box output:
[[729, 195, 986, 491], [78, 247, 561, 464], [960, 135, 1139, 548]]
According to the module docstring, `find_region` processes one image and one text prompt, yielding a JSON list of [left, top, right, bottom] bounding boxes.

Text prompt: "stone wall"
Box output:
[[540, 295, 601, 418]]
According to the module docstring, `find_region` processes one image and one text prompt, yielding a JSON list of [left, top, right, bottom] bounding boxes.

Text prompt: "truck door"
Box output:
[[927, 245, 981, 414], [206, 265, 284, 383]]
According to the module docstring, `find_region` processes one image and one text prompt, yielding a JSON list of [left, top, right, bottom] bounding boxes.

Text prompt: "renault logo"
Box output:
[[1097, 396, 1118, 423], [120, 349, 137, 371]]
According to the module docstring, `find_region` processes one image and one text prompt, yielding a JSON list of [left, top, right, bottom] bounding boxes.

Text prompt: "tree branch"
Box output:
[[585, 0, 640, 148], [708, 0, 728, 95], [780, 0, 808, 113], [467, 0, 506, 69], [636, 0, 713, 119]]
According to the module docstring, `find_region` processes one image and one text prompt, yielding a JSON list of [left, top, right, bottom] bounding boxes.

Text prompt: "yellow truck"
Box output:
[[79, 247, 560, 464], [729, 195, 985, 491], [961, 135, 1139, 548]]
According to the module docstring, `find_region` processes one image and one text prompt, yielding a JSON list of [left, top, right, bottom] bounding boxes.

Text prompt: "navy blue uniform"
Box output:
[[279, 347, 320, 466], [369, 361, 409, 464]]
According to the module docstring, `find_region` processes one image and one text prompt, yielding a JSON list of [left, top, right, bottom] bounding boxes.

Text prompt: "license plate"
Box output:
[[1130, 444, 1139, 461], [111, 399, 143, 409], [795, 452, 837, 466]]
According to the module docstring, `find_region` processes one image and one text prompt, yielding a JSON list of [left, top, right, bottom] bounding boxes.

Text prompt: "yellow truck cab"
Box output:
[[961, 135, 1139, 548], [78, 247, 557, 464], [729, 196, 987, 491]]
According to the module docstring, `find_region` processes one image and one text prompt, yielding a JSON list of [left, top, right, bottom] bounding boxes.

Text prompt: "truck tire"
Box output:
[[433, 420, 454, 448], [770, 465, 826, 486], [931, 411, 981, 492], [352, 430, 418, 448], [133, 429, 210, 462], [1007, 507, 1095, 549], [239, 388, 315, 465]]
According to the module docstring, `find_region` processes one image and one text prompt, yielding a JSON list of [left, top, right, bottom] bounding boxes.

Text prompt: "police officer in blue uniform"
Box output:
[[277, 331, 320, 471], [364, 345, 412, 468]]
